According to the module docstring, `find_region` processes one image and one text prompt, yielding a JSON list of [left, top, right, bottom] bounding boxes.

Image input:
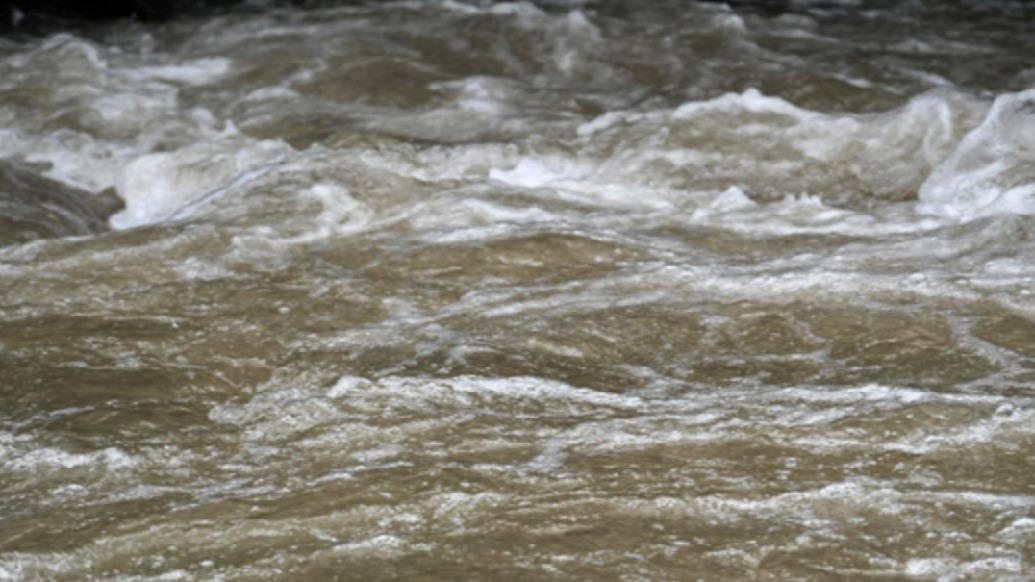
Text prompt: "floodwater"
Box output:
[[1, 0, 1034, 579]]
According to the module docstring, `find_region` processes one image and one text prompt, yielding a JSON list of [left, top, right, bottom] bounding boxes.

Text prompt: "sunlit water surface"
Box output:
[[1, 0, 1035, 579]]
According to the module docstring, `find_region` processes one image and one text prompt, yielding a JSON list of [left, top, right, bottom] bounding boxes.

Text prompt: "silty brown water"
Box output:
[[1, 0, 1034, 579]]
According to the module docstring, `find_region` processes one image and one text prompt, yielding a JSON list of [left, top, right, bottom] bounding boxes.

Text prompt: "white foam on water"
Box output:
[[0, 129, 135, 193], [279, 183, 374, 242], [673, 88, 817, 121], [0, 37, 231, 185], [993, 517, 1035, 542], [906, 556, 1025, 579], [2, 9, 1023, 247], [913, 406, 1035, 451], [327, 374, 646, 412], [488, 2, 546, 17], [316, 534, 408, 558], [524, 441, 567, 473], [89, 90, 178, 126], [125, 57, 232, 86], [918, 89, 1035, 220], [490, 157, 569, 189], [576, 111, 652, 138], [433, 77, 517, 115], [0, 56, 997, 242], [6, 446, 136, 472], [686, 191, 948, 236], [110, 132, 293, 229], [488, 156, 680, 212], [765, 384, 1000, 406], [209, 372, 647, 452], [209, 383, 347, 441], [545, 88, 991, 237]]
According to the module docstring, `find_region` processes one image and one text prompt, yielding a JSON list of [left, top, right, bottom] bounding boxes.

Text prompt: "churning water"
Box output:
[[1, 0, 1034, 578]]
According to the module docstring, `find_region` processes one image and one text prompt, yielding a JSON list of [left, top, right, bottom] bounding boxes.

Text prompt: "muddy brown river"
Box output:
[[1, 0, 1034, 579]]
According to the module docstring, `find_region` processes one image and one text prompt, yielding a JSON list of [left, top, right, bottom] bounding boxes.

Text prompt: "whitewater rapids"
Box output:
[[1, 0, 1034, 579]]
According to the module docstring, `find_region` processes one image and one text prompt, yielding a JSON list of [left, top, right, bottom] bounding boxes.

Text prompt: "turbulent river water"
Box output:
[[1, 0, 1035, 579]]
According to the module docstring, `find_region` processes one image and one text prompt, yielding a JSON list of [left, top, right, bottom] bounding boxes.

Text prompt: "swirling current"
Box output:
[[1, 0, 1035, 579]]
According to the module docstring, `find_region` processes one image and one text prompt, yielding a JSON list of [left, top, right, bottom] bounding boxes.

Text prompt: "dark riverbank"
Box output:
[[0, 0, 239, 29], [3, 0, 1033, 30]]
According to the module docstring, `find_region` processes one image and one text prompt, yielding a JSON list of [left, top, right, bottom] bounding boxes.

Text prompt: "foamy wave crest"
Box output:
[[918, 88, 1035, 220]]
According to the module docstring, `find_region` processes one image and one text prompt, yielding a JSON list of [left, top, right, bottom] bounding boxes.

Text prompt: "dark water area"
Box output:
[[1, 0, 1034, 579], [1, 0, 231, 25], [2, 0, 1033, 24], [0, 161, 119, 245]]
